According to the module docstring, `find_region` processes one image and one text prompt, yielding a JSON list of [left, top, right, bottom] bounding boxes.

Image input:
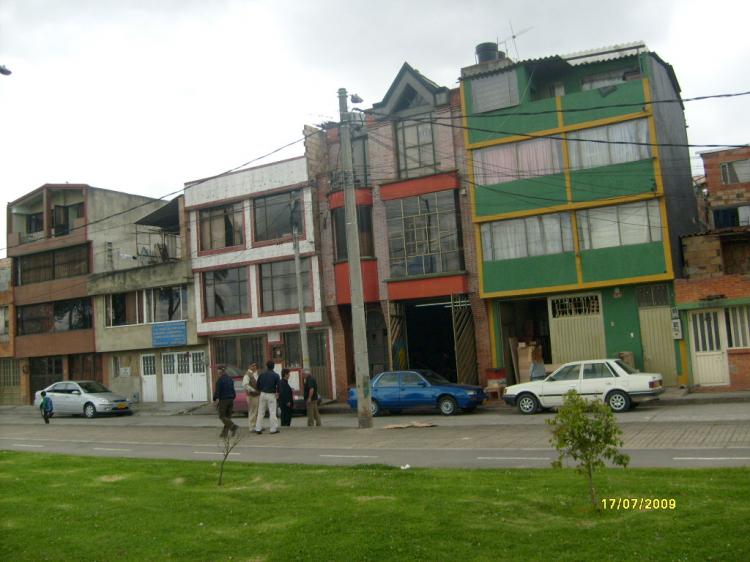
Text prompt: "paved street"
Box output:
[[2, 401, 750, 468]]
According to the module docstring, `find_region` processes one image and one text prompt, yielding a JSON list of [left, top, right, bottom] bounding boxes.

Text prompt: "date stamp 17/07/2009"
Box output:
[[602, 498, 677, 510]]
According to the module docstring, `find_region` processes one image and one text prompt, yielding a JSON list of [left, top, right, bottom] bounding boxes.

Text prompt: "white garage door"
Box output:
[[162, 351, 208, 402], [548, 293, 606, 364]]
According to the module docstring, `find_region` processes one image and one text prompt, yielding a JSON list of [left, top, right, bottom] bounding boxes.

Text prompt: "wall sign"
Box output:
[[152, 321, 188, 347]]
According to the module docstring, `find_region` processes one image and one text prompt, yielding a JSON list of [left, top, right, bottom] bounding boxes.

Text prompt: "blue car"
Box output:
[[347, 370, 486, 416]]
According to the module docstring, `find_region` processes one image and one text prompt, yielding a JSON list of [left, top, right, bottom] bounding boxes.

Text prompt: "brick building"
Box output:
[[675, 147, 750, 390]]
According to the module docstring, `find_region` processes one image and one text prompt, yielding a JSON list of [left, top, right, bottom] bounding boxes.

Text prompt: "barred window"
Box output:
[[142, 355, 156, 376], [550, 295, 601, 318], [636, 285, 670, 308]]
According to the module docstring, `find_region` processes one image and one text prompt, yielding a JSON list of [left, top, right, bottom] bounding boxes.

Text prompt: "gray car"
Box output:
[[33, 380, 132, 418]]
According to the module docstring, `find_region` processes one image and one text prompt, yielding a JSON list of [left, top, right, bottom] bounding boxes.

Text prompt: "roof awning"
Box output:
[[135, 198, 180, 232]]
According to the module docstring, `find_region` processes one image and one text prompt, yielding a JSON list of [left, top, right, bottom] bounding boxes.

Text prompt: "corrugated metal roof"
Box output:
[[561, 42, 648, 65], [681, 225, 750, 238]]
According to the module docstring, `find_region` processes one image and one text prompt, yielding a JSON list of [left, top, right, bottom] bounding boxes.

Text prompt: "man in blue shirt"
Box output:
[[213, 365, 238, 438], [254, 360, 280, 434]]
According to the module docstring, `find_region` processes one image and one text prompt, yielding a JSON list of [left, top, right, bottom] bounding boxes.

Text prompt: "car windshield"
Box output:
[[77, 381, 110, 393], [417, 370, 450, 385], [614, 360, 639, 374]]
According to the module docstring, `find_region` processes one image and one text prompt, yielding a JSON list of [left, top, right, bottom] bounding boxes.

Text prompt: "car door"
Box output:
[[579, 362, 618, 402], [67, 383, 86, 414], [373, 372, 400, 410], [540, 364, 581, 407], [400, 371, 430, 408], [47, 383, 70, 413]]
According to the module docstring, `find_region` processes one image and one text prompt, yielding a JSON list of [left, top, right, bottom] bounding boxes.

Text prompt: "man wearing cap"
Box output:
[[213, 365, 238, 438], [242, 361, 260, 429], [303, 369, 321, 427], [254, 360, 280, 434]]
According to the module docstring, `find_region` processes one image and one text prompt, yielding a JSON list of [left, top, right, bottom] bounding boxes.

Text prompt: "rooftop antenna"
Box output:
[[502, 22, 533, 60]]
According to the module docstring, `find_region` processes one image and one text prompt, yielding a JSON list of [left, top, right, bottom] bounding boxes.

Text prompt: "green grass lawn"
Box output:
[[1, 451, 748, 561]]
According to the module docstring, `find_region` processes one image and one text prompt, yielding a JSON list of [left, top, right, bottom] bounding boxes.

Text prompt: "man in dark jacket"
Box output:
[[254, 360, 280, 434], [303, 369, 321, 427], [278, 369, 294, 427], [213, 365, 238, 438]]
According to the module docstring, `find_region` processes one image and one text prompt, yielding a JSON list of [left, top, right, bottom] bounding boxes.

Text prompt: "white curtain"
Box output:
[[609, 120, 650, 164], [647, 200, 663, 241], [492, 219, 527, 260], [569, 119, 649, 170], [525, 216, 544, 256], [569, 127, 609, 170], [476, 145, 516, 184], [619, 201, 649, 245], [517, 138, 563, 178], [588, 206, 620, 249]]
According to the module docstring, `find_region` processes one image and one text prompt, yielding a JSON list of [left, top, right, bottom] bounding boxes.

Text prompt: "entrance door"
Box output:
[[452, 294, 478, 385], [548, 294, 606, 364], [689, 309, 729, 386], [140, 355, 157, 402], [162, 352, 208, 401], [637, 284, 677, 385]]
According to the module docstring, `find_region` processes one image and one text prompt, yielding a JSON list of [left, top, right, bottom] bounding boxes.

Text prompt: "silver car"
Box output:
[[33, 380, 132, 418]]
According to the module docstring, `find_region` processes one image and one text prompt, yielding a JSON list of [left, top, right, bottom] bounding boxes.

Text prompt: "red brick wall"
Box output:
[[728, 349, 750, 390], [674, 275, 750, 303]]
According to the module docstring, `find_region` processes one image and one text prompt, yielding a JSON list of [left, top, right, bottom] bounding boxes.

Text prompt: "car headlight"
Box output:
[[466, 391, 476, 396]]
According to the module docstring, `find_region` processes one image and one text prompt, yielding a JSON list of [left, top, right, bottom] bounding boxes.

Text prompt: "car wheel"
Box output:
[[83, 403, 97, 419], [370, 400, 381, 416], [438, 396, 458, 416], [606, 390, 631, 413], [517, 393, 539, 415]]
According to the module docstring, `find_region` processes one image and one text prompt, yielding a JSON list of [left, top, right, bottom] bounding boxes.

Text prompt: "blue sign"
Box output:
[[152, 321, 187, 347]]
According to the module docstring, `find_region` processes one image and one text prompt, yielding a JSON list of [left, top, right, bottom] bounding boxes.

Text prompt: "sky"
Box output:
[[1, 0, 749, 257]]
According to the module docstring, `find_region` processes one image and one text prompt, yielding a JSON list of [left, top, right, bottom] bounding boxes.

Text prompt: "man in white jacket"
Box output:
[[242, 362, 260, 429]]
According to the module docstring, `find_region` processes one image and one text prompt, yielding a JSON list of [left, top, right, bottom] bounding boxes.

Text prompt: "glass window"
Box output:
[[106, 292, 141, 327], [548, 364, 580, 382], [203, 267, 249, 318], [475, 137, 563, 185], [396, 117, 435, 179], [253, 190, 301, 242], [401, 372, 423, 385], [385, 191, 464, 278], [582, 363, 615, 379], [53, 299, 92, 332], [577, 200, 662, 251], [199, 203, 244, 251], [568, 119, 650, 170], [0, 306, 8, 340], [720, 159, 750, 184], [481, 212, 573, 262], [331, 206, 374, 261], [27, 212, 44, 233], [376, 372, 399, 387], [17, 299, 91, 335], [15, 244, 89, 286], [260, 259, 312, 313], [726, 305, 750, 349], [150, 286, 186, 323]]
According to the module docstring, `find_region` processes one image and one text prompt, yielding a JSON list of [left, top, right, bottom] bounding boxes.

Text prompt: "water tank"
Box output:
[[476, 42, 499, 63]]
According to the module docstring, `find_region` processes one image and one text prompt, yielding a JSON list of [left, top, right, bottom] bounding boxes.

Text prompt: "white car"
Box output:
[[33, 380, 132, 418], [503, 359, 664, 415]]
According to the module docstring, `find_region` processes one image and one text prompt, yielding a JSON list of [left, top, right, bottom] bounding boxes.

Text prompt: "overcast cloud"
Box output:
[[1, 0, 749, 256]]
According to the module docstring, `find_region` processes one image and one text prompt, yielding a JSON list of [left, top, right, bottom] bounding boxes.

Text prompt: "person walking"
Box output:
[[254, 360, 280, 434], [242, 361, 260, 429], [278, 368, 294, 427], [39, 391, 54, 424], [303, 369, 321, 427], [212, 365, 238, 438]]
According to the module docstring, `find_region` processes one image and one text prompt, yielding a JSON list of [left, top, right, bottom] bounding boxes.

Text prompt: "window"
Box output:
[[192, 351, 206, 374], [726, 305, 750, 349], [27, 212, 43, 233], [548, 364, 580, 382], [550, 295, 600, 318], [199, 203, 244, 251], [720, 159, 750, 184], [204, 267, 249, 318], [282, 330, 328, 369], [260, 259, 312, 313], [583, 363, 615, 379], [713, 205, 750, 228], [17, 299, 91, 335], [636, 284, 670, 308], [253, 190, 300, 242], [481, 212, 573, 262], [581, 68, 641, 91], [106, 292, 142, 327], [396, 118, 435, 179], [162, 354, 176, 376], [146, 285, 187, 323], [401, 372, 422, 385], [568, 119, 650, 170], [470, 71, 520, 113], [332, 206, 374, 261], [142, 355, 156, 376], [0, 306, 8, 341], [474, 137, 563, 185], [577, 200, 662, 250], [15, 244, 89, 286], [213, 335, 265, 371], [385, 191, 463, 278], [376, 372, 399, 387], [53, 202, 84, 237]]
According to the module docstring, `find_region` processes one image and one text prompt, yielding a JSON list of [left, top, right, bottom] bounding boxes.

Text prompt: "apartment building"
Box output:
[[8, 183, 164, 403], [461, 42, 698, 385], [674, 147, 750, 390], [184, 157, 334, 398], [0, 258, 21, 404]]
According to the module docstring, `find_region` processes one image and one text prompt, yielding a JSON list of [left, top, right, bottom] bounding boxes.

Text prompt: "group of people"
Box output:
[[212, 360, 322, 438]]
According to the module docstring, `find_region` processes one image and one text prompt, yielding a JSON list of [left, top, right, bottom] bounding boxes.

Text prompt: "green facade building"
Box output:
[[461, 42, 698, 386]]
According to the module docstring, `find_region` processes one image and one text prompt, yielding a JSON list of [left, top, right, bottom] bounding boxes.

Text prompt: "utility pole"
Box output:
[[291, 198, 311, 370], [338, 87, 372, 428]]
